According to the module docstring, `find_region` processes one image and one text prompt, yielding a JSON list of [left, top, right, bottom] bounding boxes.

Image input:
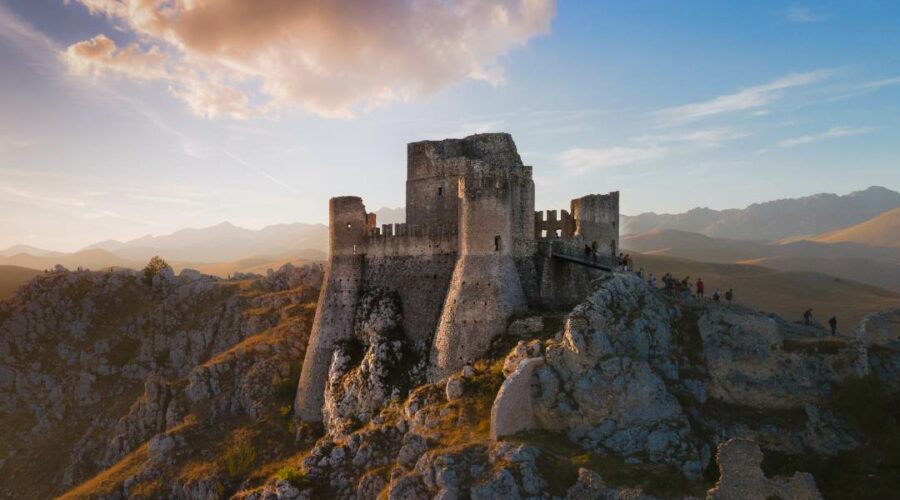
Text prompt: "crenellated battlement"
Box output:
[[534, 209, 575, 239], [365, 225, 458, 257]]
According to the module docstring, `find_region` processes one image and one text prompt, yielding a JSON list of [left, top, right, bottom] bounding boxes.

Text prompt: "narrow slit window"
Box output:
[[438, 186, 443, 196], [494, 235, 501, 252]]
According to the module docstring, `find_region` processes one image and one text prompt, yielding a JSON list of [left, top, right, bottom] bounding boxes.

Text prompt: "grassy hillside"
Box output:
[[808, 207, 900, 248], [622, 228, 900, 293], [0, 265, 41, 299], [631, 253, 900, 328]]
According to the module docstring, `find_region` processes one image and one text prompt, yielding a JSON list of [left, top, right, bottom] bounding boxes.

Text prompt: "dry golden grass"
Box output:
[[0, 265, 41, 299], [809, 207, 900, 248], [59, 444, 149, 500], [633, 253, 900, 327]]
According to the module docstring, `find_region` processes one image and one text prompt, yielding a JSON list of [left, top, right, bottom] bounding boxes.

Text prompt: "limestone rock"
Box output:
[[490, 357, 544, 440], [707, 438, 822, 500]]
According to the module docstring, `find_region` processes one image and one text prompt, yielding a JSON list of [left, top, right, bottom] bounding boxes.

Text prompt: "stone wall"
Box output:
[[430, 170, 529, 380], [535, 209, 575, 239], [571, 192, 620, 257], [362, 253, 457, 347]]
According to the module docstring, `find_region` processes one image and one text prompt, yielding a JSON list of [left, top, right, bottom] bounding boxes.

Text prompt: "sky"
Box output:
[[0, 0, 898, 252]]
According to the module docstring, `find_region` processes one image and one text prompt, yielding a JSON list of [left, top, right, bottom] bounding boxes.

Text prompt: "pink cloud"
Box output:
[[64, 0, 556, 119]]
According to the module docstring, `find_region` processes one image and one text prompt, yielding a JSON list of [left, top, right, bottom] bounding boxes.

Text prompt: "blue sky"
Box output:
[[0, 0, 898, 251]]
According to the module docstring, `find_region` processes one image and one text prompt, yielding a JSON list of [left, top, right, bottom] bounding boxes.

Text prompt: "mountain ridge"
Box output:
[[622, 185, 900, 241]]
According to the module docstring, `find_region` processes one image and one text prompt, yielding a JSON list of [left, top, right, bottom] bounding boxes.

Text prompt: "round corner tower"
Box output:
[[429, 168, 529, 380], [295, 196, 367, 421]]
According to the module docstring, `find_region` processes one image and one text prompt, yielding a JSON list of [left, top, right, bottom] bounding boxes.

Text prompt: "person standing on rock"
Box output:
[[712, 289, 720, 302], [725, 288, 733, 303], [803, 308, 813, 326], [696, 277, 705, 298], [828, 316, 837, 336]]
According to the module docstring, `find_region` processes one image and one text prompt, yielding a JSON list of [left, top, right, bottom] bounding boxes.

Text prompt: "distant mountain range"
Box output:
[[621, 186, 900, 241], [621, 221, 900, 293], [1, 186, 898, 285], [82, 221, 328, 263], [797, 207, 900, 248]]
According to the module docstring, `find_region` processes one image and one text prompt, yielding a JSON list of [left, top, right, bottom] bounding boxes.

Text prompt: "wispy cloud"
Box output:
[[559, 127, 749, 175], [0, 135, 33, 153], [778, 126, 875, 148], [654, 70, 832, 124], [0, 186, 87, 208], [632, 127, 749, 147], [828, 76, 900, 102], [223, 151, 300, 194], [786, 6, 829, 23], [0, 3, 58, 56], [558, 146, 667, 174]]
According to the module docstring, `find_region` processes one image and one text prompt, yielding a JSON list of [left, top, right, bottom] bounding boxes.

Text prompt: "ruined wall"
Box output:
[[405, 133, 534, 235], [362, 230, 458, 347], [295, 197, 367, 421], [571, 192, 620, 257], [534, 209, 575, 239], [430, 169, 529, 380]]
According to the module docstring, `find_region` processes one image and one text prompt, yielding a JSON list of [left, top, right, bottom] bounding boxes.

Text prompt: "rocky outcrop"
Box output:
[[707, 438, 822, 500], [490, 357, 544, 439], [0, 263, 322, 499], [493, 272, 875, 480]]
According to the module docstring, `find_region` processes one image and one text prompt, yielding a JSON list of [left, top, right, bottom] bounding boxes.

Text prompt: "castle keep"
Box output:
[[295, 133, 619, 422]]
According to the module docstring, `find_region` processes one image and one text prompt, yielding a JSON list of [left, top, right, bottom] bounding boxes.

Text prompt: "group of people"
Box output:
[[803, 308, 839, 336], [617, 252, 632, 270], [646, 272, 733, 303]]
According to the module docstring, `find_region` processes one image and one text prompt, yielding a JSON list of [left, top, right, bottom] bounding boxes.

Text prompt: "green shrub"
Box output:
[[275, 467, 310, 489], [224, 439, 257, 479]]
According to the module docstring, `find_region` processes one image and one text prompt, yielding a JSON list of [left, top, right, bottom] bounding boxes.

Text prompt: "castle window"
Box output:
[[438, 186, 443, 196], [494, 235, 501, 252], [555, 229, 561, 238]]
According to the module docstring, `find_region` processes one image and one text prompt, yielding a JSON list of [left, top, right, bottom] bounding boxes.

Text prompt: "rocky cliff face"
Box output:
[[2, 266, 898, 499], [0, 263, 323, 499]]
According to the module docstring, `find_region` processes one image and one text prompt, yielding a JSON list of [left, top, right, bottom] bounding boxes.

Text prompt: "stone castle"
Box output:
[[295, 133, 619, 421]]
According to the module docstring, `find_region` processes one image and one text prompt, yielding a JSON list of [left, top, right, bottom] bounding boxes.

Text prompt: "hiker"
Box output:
[[648, 273, 657, 287], [725, 288, 733, 303], [624, 254, 631, 271], [712, 289, 720, 302], [696, 277, 705, 298], [803, 308, 813, 326], [591, 240, 598, 262], [828, 316, 837, 336], [584, 244, 592, 260], [638, 267, 645, 279]]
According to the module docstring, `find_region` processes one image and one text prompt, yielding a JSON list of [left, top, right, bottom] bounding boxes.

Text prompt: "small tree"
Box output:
[[142, 256, 170, 286]]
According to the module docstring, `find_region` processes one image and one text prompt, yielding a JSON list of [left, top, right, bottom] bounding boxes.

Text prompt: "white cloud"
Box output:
[[786, 6, 829, 23], [654, 70, 831, 124], [63, 34, 168, 80], [64, 0, 556, 119], [778, 126, 875, 148]]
